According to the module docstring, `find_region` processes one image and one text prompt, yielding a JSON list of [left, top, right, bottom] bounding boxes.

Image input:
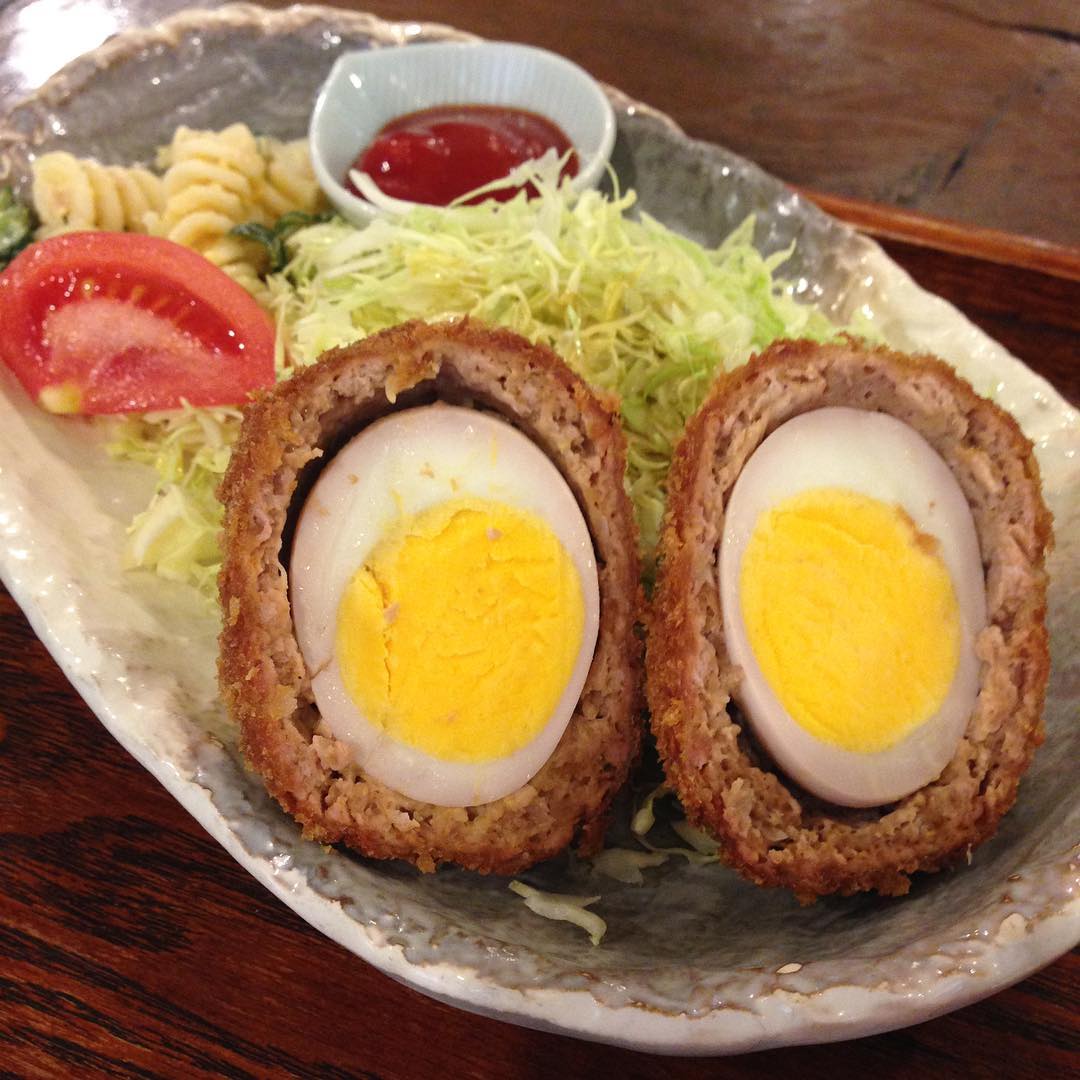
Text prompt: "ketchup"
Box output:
[[346, 104, 579, 206]]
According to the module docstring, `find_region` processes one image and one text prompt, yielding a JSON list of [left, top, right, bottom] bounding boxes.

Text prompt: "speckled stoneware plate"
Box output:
[[0, 4, 1076, 1056]]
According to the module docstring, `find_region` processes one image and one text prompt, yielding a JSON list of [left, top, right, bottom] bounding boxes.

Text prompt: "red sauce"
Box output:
[[346, 104, 578, 206]]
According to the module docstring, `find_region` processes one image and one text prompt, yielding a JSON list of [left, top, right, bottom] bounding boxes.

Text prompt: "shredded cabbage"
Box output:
[[670, 819, 721, 857], [631, 782, 671, 836], [272, 168, 849, 555], [110, 162, 860, 594], [107, 405, 242, 596], [589, 847, 669, 884], [630, 783, 721, 866], [508, 880, 607, 945]]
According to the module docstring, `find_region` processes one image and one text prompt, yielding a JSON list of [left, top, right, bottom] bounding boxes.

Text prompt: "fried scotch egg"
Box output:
[[647, 338, 1052, 900], [219, 320, 641, 874]]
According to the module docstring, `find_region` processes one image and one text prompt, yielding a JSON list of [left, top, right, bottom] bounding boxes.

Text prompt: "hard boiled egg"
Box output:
[[290, 403, 600, 807], [718, 406, 986, 808]]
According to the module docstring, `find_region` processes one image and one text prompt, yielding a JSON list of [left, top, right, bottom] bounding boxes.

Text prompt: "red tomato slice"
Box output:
[[0, 231, 276, 414]]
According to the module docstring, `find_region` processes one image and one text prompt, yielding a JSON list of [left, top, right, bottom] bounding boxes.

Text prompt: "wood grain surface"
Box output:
[[0, 1, 1078, 1076]]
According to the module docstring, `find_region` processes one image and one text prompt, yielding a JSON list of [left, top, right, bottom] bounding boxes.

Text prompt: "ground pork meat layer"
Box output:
[[219, 319, 642, 874], [647, 338, 1052, 902]]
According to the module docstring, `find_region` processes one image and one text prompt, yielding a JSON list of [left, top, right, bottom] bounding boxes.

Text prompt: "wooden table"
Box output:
[[1, 2, 1077, 1076], [0, 0, 1077, 246]]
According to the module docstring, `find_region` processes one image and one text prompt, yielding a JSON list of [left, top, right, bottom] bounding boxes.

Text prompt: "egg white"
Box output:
[[718, 407, 987, 807], [290, 403, 600, 807]]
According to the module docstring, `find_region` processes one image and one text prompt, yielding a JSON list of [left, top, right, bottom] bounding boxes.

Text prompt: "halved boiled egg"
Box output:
[[718, 406, 987, 808], [290, 403, 599, 808]]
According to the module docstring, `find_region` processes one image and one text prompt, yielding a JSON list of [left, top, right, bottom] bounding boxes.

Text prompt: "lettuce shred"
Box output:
[[272, 169, 847, 555], [107, 405, 242, 597]]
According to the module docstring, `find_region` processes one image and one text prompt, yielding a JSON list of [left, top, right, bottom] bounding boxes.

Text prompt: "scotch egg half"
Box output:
[[719, 406, 987, 808], [290, 402, 600, 808]]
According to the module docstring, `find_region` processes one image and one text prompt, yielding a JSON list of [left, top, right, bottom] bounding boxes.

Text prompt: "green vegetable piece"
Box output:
[[275, 209, 332, 234], [230, 221, 285, 272], [231, 209, 334, 274], [0, 186, 34, 267]]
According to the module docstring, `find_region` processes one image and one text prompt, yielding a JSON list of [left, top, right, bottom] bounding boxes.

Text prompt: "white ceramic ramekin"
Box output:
[[309, 41, 616, 224]]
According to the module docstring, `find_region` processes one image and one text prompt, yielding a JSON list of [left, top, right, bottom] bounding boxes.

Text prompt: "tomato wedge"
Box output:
[[0, 232, 276, 414]]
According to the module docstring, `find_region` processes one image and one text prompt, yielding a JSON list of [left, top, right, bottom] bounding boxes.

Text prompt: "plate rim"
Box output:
[[0, 1, 1077, 1056]]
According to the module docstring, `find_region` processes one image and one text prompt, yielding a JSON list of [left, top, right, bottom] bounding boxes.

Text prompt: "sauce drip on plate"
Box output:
[[346, 104, 578, 206]]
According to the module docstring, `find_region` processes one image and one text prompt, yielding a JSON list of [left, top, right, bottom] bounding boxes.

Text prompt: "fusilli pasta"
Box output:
[[31, 151, 163, 235], [151, 124, 268, 247], [254, 137, 324, 220]]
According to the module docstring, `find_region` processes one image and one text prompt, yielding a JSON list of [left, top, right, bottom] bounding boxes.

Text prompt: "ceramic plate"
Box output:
[[0, 4, 1076, 1056]]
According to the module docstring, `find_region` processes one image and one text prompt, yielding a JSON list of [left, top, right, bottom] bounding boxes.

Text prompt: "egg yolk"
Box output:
[[335, 497, 585, 763], [739, 487, 960, 753]]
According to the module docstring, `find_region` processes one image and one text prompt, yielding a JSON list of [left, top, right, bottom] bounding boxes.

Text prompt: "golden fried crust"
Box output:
[[647, 338, 1053, 901], [218, 319, 643, 875]]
